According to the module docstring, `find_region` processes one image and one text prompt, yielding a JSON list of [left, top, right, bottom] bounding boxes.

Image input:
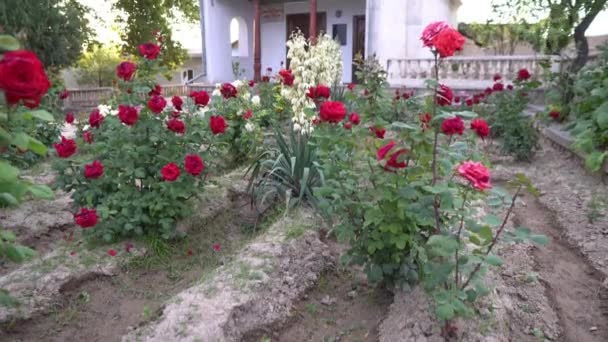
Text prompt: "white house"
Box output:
[[197, 0, 461, 84]]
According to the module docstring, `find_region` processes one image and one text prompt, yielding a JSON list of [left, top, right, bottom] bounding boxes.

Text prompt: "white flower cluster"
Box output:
[[285, 32, 343, 135], [97, 104, 117, 116]]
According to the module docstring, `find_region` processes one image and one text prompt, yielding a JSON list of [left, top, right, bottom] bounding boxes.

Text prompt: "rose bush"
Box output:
[[52, 43, 225, 241]]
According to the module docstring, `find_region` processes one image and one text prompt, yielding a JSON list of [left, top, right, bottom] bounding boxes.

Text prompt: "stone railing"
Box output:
[[386, 55, 561, 89]]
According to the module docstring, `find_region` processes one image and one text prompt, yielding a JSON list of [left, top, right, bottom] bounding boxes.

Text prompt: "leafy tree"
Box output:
[[458, 22, 543, 55], [492, 0, 608, 71], [114, 0, 199, 70], [76, 44, 123, 87], [0, 0, 92, 70]]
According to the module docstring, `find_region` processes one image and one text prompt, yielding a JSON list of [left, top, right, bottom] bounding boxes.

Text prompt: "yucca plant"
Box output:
[[246, 126, 324, 209]]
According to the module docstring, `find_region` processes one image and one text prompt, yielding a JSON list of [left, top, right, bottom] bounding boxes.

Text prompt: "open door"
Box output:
[[352, 15, 365, 83]]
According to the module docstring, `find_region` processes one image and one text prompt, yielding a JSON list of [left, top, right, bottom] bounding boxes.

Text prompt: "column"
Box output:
[[254, 0, 262, 81], [309, 0, 317, 44]]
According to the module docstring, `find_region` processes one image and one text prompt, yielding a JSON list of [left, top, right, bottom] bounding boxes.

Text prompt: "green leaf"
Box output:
[[485, 254, 503, 266], [27, 137, 48, 156], [593, 101, 608, 129], [0, 161, 19, 182], [529, 234, 549, 246], [585, 151, 607, 172], [436, 304, 455, 320], [452, 110, 478, 119], [0, 230, 16, 242], [392, 121, 416, 130], [26, 110, 54, 122], [27, 184, 54, 200], [484, 215, 502, 227], [0, 35, 20, 51]]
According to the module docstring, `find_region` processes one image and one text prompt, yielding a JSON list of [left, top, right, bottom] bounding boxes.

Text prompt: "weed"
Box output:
[[306, 303, 318, 316], [587, 192, 607, 223]]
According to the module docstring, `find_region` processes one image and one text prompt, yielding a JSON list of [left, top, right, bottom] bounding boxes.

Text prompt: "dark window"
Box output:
[[332, 24, 347, 45]]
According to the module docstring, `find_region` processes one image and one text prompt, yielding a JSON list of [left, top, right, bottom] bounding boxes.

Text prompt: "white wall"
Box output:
[[202, 0, 254, 83]]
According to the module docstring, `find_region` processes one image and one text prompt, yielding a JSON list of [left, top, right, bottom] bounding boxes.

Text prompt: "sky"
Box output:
[[81, 0, 608, 53]]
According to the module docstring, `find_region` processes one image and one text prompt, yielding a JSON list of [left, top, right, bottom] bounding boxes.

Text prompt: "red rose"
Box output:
[[59, 88, 69, 100], [184, 154, 204, 176], [148, 84, 162, 96], [210, 115, 227, 135], [441, 116, 464, 135], [370, 126, 386, 139], [167, 118, 186, 134], [454, 96, 461, 103], [248, 80, 255, 87], [171, 111, 181, 118], [493, 74, 502, 82], [171, 96, 183, 111], [138, 43, 161, 60], [262, 76, 270, 83], [347, 83, 356, 91], [344, 121, 352, 130], [83, 131, 93, 144], [465, 98, 474, 106], [319, 101, 347, 123], [279, 69, 294, 86], [377, 141, 397, 160], [436, 84, 453, 106], [84, 160, 104, 179], [161, 162, 180, 182], [307, 85, 331, 100], [0, 50, 50, 108], [220, 83, 237, 99], [54, 136, 77, 158], [312, 117, 319, 126], [484, 87, 493, 95], [89, 109, 104, 128], [213, 243, 221, 252], [74, 208, 98, 228], [421, 21, 450, 47], [493, 82, 504, 91], [507, 84, 514, 90], [107, 249, 117, 257], [377, 141, 407, 171], [349, 112, 361, 125], [118, 105, 139, 126], [549, 110, 560, 120], [65, 112, 75, 124], [148, 95, 167, 114], [457, 161, 491, 191], [517, 68, 531, 81], [420, 112, 432, 130], [432, 27, 465, 58], [116, 61, 137, 81], [190, 90, 210, 106], [470, 118, 490, 140], [244, 109, 253, 120]]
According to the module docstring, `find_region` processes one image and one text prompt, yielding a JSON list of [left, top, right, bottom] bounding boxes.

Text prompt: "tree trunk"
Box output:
[[571, 0, 607, 72]]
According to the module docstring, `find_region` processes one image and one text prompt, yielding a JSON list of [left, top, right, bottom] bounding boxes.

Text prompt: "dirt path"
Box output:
[[514, 192, 608, 342]]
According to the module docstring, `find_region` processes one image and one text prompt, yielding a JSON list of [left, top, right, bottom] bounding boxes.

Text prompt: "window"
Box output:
[[230, 17, 249, 57], [182, 69, 194, 84]]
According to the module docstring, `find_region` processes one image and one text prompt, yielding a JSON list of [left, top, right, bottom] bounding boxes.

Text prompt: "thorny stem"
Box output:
[[454, 189, 470, 287], [460, 185, 522, 290], [431, 52, 441, 234]]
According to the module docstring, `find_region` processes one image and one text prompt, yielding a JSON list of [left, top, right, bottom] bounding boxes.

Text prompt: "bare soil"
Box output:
[[0, 192, 266, 342], [514, 191, 608, 342]]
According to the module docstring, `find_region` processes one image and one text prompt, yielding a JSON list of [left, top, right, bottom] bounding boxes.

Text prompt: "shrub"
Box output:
[[52, 42, 221, 241]]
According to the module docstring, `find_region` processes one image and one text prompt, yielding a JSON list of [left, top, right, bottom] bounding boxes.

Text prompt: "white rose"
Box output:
[[245, 122, 255, 132], [251, 95, 260, 106], [195, 107, 209, 118], [231, 80, 243, 88], [212, 89, 221, 97]]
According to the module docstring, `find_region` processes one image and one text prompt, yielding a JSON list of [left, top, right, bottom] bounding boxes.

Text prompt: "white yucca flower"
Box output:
[[251, 95, 261, 106], [245, 122, 255, 132]]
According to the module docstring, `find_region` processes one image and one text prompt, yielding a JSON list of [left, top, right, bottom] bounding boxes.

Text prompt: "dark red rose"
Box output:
[[347, 83, 356, 90], [171, 96, 183, 111], [319, 101, 347, 123], [210, 115, 227, 135], [307, 85, 331, 100], [454, 96, 461, 103], [118, 105, 139, 126], [344, 121, 352, 130], [184, 154, 204, 176], [441, 116, 465, 135], [493, 82, 504, 91], [377, 141, 407, 171], [116, 61, 137, 81], [213, 243, 221, 252], [84, 160, 104, 179], [507, 84, 514, 90], [83, 131, 93, 144], [470, 118, 490, 140], [107, 249, 117, 257], [436, 84, 453, 106], [370, 126, 386, 139], [220, 83, 237, 99], [432, 27, 465, 58], [89, 109, 104, 128], [484, 87, 493, 95], [59, 88, 69, 100], [190, 90, 210, 106], [493, 74, 502, 82], [65, 112, 75, 124], [74, 208, 98, 228], [517, 68, 531, 81], [0, 50, 50, 108], [125, 242, 134, 253], [171, 110, 181, 118], [312, 117, 319, 126], [349, 112, 361, 125], [262, 76, 270, 82], [167, 118, 186, 134], [244, 109, 253, 120], [549, 110, 560, 120], [148, 95, 167, 114], [148, 84, 162, 96], [54, 136, 77, 158], [465, 98, 474, 106], [248, 80, 255, 87], [279, 69, 294, 86], [138, 43, 161, 60], [420, 112, 432, 130], [161, 162, 180, 182]]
